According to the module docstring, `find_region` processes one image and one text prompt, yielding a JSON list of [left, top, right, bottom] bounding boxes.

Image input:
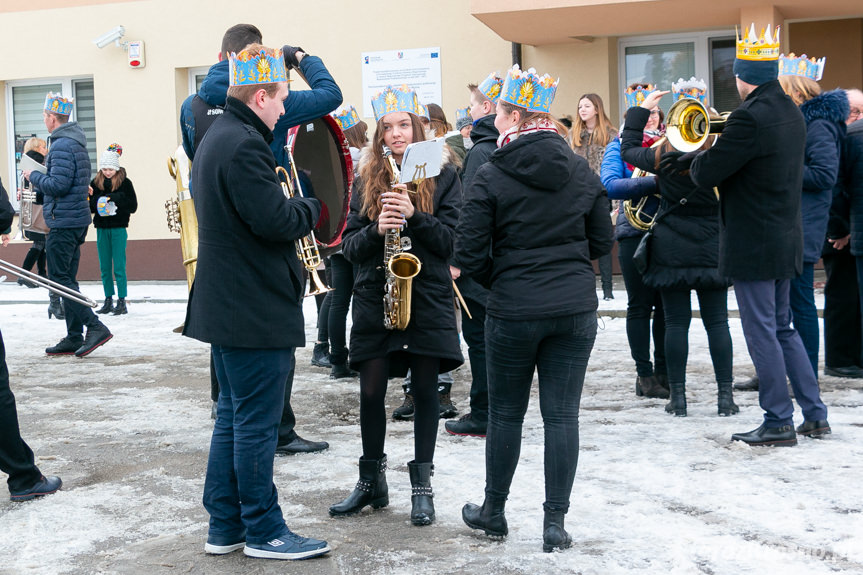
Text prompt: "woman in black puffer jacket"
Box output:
[[456, 66, 613, 553], [621, 89, 735, 418]]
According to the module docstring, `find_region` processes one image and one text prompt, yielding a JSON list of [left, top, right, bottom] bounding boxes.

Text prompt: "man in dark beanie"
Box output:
[[676, 24, 829, 446]]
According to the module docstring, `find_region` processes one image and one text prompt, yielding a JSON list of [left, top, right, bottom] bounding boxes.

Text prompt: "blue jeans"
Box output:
[[205, 345, 293, 545], [484, 312, 596, 512], [734, 280, 827, 427], [789, 263, 819, 379], [46, 227, 100, 337]]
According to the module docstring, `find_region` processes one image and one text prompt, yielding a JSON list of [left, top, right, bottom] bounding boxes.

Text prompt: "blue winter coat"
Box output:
[[799, 89, 848, 263], [600, 136, 659, 240], [846, 119, 863, 256], [29, 122, 92, 229]]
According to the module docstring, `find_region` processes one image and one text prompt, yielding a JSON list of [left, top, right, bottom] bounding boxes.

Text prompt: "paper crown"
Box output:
[[96, 196, 117, 217], [44, 92, 74, 116], [778, 53, 825, 82], [455, 106, 472, 130], [736, 24, 781, 61], [624, 84, 655, 108], [499, 65, 559, 113], [229, 47, 287, 87], [332, 104, 361, 131], [671, 77, 708, 103], [419, 103, 430, 120], [371, 85, 425, 122], [477, 72, 504, 103]]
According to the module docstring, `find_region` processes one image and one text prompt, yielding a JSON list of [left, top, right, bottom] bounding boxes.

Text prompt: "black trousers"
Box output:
[[326, 254, 356, 364], [617, 236, 666, 377], [823, 250, 861, 368], [46, 227, 101, 336], [461, 295, 489, 421], [0, 329, 43, 494]]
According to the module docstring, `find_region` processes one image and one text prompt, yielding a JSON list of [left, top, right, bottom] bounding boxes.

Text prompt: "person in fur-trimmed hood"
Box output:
[[778, 75, 849, 380], [330, 86, 463, 527]]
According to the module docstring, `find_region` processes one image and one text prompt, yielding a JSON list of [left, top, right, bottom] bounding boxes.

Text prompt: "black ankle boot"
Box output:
[[96, 297, 114, 314], [48, 294, 65, 320], [330, 362, 358, 379], [329, 455, 388, 516], [462, 496, 508, 538], [543, 508, 572, 553], [665, 381, 687, 416], [636, 375, 669, 399], [408, 460, 435, 526], [311, 342, 331, 368], [112, 298, 127, 315], [717, 382, 739, 416]]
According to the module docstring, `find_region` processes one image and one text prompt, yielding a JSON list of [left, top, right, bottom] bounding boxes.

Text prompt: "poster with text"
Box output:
[[361, 47, 442, 120]]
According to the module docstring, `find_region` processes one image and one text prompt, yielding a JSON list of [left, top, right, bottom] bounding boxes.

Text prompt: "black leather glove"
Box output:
[[282, 45, 305, 70], [659, 150, 698, 176]]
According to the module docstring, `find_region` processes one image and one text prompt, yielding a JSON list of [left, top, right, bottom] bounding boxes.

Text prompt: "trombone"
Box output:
[[0, 258, 97, 308], [666, 98, 728, 153]]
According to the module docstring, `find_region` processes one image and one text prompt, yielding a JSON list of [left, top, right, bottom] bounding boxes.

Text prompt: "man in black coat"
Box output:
[[182, 45, 329, 561], [446, 76, 500, 437], [687, 36, 829, 446], [0, 179, 63, 502]]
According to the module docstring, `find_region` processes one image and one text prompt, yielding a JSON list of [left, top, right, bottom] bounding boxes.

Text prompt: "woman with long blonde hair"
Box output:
[[330, 86, 463, 526]]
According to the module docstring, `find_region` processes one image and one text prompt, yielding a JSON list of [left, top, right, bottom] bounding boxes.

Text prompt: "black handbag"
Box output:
[[631, 194, 692, 275]]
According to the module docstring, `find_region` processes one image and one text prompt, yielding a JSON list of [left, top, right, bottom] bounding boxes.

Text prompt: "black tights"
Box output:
[[359, 354, 440, 463]]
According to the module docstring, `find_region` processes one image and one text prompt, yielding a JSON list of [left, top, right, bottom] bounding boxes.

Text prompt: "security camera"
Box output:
[[93, 26, 126, 49]]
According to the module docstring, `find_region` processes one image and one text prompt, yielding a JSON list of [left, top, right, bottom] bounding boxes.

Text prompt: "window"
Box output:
[[619, 31, 738, 119], [189, 66, 209, 96], [5, 78, 96, 210]]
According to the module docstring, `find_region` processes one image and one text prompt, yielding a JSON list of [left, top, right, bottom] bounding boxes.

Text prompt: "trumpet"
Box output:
[[0, 258, 97, 308], [666, 98, 728, 153], [275, 165, 331, 297]]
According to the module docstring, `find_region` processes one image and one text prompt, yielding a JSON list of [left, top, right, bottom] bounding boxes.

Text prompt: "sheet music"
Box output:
[[399, 138, 444, 184], [19, 153, 47, 174]]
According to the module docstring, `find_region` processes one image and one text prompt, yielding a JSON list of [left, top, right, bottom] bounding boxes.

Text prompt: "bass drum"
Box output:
[[286, 115, 353, 257]]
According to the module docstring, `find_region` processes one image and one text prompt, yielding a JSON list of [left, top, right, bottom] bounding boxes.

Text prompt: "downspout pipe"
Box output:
[[511, 42, 522, 67]]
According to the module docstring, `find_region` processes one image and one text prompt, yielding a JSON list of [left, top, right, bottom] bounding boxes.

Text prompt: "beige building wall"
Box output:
[[0, 0, 511, 251], [789, 18, 863, 90]]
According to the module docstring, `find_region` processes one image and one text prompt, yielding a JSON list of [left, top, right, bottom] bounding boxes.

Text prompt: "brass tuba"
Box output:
[[382, 146, 421, 331], [166, 146, 198, 291], [275, 165, 331, 297], [622, 137, 665, 232]]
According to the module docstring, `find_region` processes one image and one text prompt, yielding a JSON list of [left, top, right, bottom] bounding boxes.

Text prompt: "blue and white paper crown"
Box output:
[[671, 77, 708, 103], [332, 104, 361, 131], [500, 65, 559, 113], [455, 106, 471, 123], [477, 72, 504, 103], [229, 47, 287, 87], [778, 53, 825, 82], [371, 85, 425, 122], [624, 84, 655, 108], [44, 92, 74, 116]]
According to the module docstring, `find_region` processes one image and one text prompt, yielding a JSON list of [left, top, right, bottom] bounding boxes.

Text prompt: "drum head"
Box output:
[[287, 116, 353, 249]]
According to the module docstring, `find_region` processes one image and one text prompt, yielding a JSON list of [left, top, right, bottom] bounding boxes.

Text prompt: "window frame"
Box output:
[[189, 66, 209, 96], [617, 29, 734, 117], [4, 76, 93, 210]]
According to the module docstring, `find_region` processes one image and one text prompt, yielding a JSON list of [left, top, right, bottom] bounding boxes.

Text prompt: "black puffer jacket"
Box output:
[[342, 146, 464, 377], [846, 119, 863, 256], [88, 169, 138, 229], [456, 131, 613, 320], [622, 107, 728, 290]]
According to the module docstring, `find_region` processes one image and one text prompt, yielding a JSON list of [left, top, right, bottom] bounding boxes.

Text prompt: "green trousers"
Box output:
[[96, 227, 128, 298]]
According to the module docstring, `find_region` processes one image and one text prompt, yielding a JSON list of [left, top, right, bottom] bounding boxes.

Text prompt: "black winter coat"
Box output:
[[0, 178, 13, 232], [183, 97, 320, 349], [690, 80, 806, 280], [621, 107, 728, 290], [799, 90, 848, 263], [456, 131, 614, 320], [846, 120, 863, 256], [341, 148, 464, 376], [88, 170, 138, 229]]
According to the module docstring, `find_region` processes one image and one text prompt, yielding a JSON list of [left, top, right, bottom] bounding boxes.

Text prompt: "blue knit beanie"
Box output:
[[733, 58, 778, 86]]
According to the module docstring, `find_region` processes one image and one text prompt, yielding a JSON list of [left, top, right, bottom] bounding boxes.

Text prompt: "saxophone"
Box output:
[[382, 146, 422, 330]]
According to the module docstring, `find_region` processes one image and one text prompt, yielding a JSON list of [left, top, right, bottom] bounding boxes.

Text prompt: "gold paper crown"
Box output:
[[736, 24, 781, 61]]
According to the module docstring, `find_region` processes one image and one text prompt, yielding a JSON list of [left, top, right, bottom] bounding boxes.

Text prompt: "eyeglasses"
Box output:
[[851, 108, 863, 119], [649, 110, 661, 116]]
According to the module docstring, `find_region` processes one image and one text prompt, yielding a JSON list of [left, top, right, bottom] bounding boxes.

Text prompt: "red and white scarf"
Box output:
[[497, 118, 561, 148]]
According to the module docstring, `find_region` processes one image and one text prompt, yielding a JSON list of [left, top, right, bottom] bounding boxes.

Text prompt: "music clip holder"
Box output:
[[399, 138, 444, 185]]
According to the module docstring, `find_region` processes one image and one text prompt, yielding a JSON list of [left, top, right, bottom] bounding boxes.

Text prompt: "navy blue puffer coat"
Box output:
[[29, 121, 92, 229]]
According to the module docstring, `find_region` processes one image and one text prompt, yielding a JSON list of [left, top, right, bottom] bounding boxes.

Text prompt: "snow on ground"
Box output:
[[0, 279, 861, 575]]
